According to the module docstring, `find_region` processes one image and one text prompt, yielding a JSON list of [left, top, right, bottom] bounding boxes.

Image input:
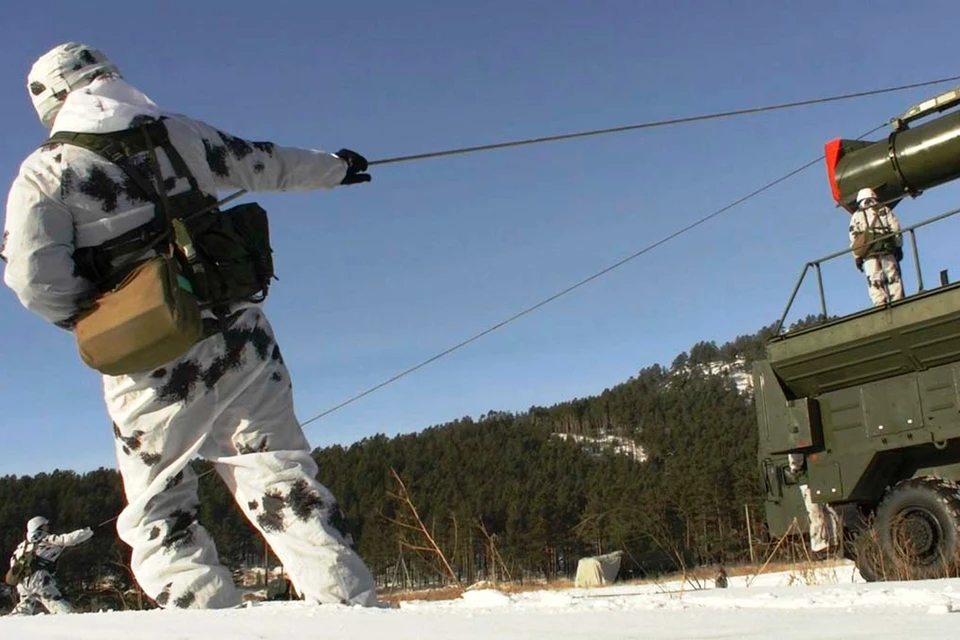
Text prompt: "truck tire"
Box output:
[[872, 476, 960, 580], [846, 527, 880, 582]]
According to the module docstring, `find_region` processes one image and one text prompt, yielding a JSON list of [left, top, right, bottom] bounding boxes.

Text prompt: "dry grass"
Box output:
[[378, 586, 466, 604], [374, 557, 856, 604], [851, 516, 960, 581], [378, 578, 577, 604], [379, 540, 876, 603]]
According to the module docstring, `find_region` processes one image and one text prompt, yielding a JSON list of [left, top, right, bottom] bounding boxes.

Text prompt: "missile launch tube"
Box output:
[[827, 109, 960, 211]]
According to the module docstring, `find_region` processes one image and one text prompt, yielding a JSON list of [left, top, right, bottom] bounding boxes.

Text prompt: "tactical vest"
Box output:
[[861, 208, 899, 257], [3, 543, 53, 586], [44, 118, 275, 312]]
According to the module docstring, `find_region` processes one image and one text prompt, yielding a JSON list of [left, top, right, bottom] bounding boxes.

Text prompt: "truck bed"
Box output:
[[767, 282, 960, 397]]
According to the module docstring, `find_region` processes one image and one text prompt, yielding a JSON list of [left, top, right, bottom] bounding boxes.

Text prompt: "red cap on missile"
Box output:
[[824, 138, 844, 206]]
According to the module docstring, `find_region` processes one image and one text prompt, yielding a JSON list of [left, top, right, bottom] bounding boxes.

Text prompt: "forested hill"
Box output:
[[0, 316, 822, 607]]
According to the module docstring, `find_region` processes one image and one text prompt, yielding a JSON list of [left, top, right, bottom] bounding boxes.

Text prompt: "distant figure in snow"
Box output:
[[714, 566, 728, 589], [849, 187, 904, 307], [5, 516, 93, 615], [2, 42, 377, 610]]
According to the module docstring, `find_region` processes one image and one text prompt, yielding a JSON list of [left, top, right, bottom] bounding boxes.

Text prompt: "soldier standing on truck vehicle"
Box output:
[[5, 516, 93, 615], [849, 188, 904, 307]]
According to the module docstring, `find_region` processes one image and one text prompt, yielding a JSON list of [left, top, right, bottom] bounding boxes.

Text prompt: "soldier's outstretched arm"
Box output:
[[171, 115, 369, 194], [46, 527, 93, 547], [2, 161, 97, 329]]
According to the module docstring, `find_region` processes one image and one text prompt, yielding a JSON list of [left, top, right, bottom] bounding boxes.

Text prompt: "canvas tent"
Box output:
[[574, 550, 623, 588]]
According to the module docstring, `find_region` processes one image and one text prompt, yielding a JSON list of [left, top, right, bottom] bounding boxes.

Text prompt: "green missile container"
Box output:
[[827, 87, 960, 211]]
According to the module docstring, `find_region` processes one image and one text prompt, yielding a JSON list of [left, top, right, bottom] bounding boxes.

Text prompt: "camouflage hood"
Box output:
[[50, 77, 161, 135]]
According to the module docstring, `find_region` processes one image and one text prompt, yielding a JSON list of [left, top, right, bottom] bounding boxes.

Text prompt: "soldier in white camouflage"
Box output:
[[6, 516, 93, 615], [3, 43, 377, 610], [788, 454, 839, 553], [849, 187, 905, 307]]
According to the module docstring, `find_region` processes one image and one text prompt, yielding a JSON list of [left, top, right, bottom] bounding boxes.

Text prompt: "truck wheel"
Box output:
[[873, 477, 960, 580], [847, 530, 881, 582]]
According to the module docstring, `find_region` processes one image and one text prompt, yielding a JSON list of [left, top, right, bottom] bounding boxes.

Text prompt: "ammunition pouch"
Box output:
[[852, 233, 870, 259], [4, 547, 44, 586], [74, 254, 203, 376], [180, 203, 275, 308], [4, 564, 23, 586]]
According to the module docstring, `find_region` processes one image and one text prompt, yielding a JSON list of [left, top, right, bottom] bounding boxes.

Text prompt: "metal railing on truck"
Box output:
[[775, 204, 960, 334]]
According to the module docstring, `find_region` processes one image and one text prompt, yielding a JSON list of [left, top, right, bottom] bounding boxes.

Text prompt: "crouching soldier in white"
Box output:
[[849, 187, 905, 307], [6, 517, 93, 615], [2, 43, 378, 609]]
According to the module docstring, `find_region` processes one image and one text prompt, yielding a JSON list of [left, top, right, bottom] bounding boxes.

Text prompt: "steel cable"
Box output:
[[298, 122, 888, 428]]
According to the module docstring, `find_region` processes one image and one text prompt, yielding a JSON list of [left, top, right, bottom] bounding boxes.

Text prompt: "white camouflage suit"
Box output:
[[2, 47, 377, 609], [8, 528, 93, 615], [849, 203, 904, 307], [788, 453, 839, 553]]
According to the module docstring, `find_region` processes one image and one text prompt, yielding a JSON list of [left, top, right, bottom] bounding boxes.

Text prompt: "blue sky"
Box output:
[[5, 0, 960, 476]]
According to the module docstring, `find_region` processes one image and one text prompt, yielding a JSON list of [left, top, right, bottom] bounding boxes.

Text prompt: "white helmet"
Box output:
[[856, 187, 878, 205], [27, 42, 121, 128], [26, 516, 50, 541]]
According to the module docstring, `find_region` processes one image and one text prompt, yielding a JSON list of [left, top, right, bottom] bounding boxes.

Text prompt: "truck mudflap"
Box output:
[[761, 458, 785, 500]]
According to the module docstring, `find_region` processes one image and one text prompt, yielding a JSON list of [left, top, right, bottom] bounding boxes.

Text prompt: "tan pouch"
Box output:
[[74, 255, 203, 376], [852, 233, 870, 259], [4, 565, 19, 586]]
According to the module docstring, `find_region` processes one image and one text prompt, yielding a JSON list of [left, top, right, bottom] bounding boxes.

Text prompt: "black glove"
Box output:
[[334, 149, 371, 185]]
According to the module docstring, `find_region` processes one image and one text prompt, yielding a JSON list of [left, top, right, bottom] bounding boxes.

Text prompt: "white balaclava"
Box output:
[[27, 42, 122, 128]]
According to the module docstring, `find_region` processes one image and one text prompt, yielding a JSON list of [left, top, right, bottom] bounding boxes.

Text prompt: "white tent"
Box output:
[[574, 550, 623, 588]]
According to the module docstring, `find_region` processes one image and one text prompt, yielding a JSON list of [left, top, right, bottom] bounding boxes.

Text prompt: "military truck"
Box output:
[[755, 87, 960, 581]]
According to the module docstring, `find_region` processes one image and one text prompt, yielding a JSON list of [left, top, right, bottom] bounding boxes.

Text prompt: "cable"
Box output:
[[88, 79, 953, 529], [365, 74, 960, 166], [298, 122, 887, 429], [213, 73, 960, 209], [294, 76, 959, 424]]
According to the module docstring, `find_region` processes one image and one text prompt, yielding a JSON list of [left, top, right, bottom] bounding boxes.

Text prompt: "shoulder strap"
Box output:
[[46, 120, 186, 279], [46, 121, 167, 203], [47, 121, 234, 290]]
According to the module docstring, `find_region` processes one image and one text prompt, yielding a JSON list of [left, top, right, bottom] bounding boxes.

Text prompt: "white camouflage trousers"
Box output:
[[863, 254, 903, 307], [105, 306, 377, 609], [799, 484, 840, 553], [12, 571, 72, 615], [788, 454, 840, 553]]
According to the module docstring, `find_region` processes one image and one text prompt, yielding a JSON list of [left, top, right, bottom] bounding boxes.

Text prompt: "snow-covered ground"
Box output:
[[6, 561, 960, 639]]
